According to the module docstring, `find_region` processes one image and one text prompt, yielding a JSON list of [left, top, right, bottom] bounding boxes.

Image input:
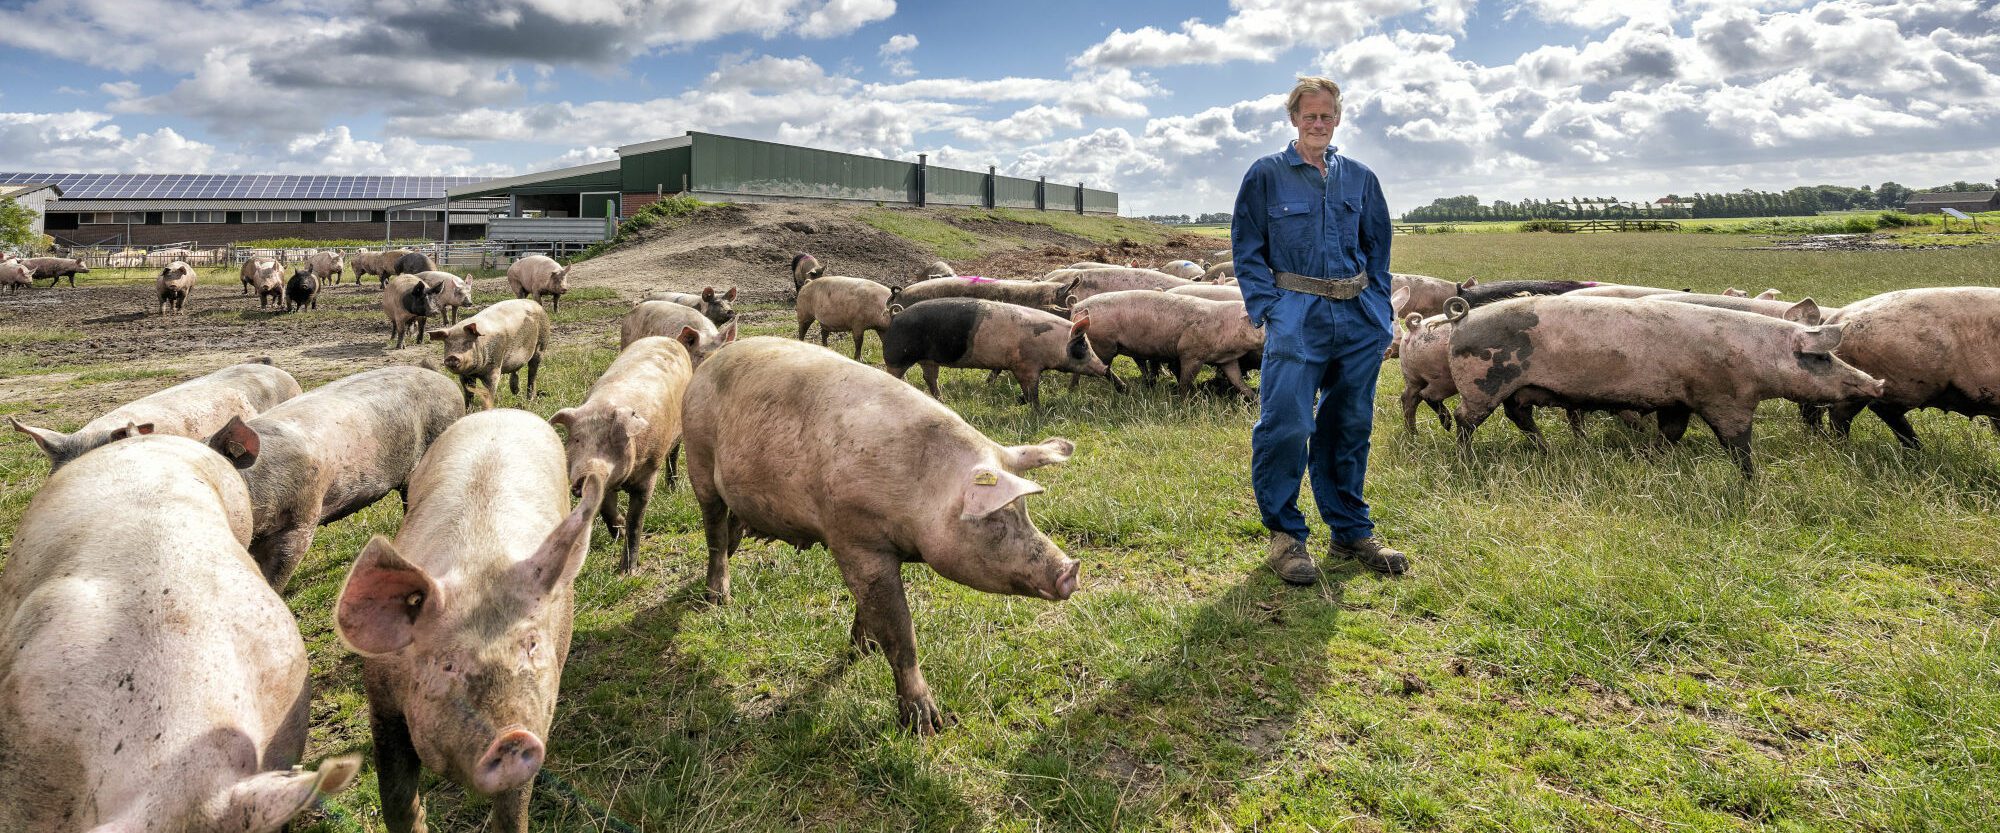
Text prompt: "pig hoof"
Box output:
[[899, 695, 946, 735], [849, 625, 880, 656], [702, 588, 731, 606]]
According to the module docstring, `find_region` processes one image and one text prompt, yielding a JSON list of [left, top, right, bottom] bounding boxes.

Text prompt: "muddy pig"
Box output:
[[916, 259, 955, 281], [1071, 289, 1265, 397], [791, 252, 826, 292], [683, 337, 1080, 732], [18, 256, 90, 287], [240, 256, 280, 295], [896, 275, 1077, 317], [654, 285, 738, 328], [428, 298, 551, 409], [620, 299, 735, 361], [307, 250, 345, 285], [206, 366, 463, 588], [13, 359, 300, 472], [335, 409, 603, 833], [796, 275, 899, 360], [507, 254, 572, 312], [243, 258, 286, 307], [882, 298, 1116, 407], [550, 336, 693, 572], [0, 435, 361, 832], [286, 265, 319, 311], [1448, 296, 1883, 476], [418, 269, 474, 324], [1200, 261, 1236, 282], [0, 258, 28, 293], [157, 260, 196, 314], [1816, 287, 2000, 448], [383, 273, 440, 348]]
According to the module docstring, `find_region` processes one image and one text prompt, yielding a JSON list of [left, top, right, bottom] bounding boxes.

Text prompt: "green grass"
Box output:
[[860, 209, 988, 260], [956, 208, 1174, 246], [0, 327, 85, 346], [859, 208, 1176, 260], [3, 233, 1999, 831]]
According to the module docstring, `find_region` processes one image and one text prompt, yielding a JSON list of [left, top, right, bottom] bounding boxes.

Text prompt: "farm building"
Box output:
[[452, 131, 1120, 243], [0, 173, 495, 246], [0, 182, 63, 238], [1903, 190, 2000, 213]]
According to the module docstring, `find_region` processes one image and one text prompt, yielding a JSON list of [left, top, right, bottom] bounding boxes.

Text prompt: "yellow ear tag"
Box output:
[[973, 470, 999, 486]]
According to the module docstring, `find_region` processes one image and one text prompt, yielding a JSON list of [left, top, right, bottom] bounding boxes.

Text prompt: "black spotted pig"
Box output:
[[1071, 289, 1265, 397], [418, 270, 473, 324], [1449, 296, 1883, 476], [335, 409, 602, 833], [620, 299, 734, 361], [551, 336, 693, 572], [796, 275, 898, 359], [1818, 287, 2000, 447], [684, 337, 1080, 733], [13, 360, 300, 472], [895, 275, 1077, 317], [383, 273, 440, 348], [206, 366, 464, 589], [428, 298, 551, 409], [0, 435, 360, 832], [654, 286, 738, 328], [881, 298, 1115, 407]]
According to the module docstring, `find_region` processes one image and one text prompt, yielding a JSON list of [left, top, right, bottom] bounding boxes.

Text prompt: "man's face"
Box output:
[[1289, 91, 1339, 151]]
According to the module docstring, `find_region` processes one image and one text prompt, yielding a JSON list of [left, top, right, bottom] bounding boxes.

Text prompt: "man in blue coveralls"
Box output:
[[1232, 76, 1407, 584]]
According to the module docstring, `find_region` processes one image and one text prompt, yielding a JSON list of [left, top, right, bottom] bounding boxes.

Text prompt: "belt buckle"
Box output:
[[1325, 273, 1366, 300]]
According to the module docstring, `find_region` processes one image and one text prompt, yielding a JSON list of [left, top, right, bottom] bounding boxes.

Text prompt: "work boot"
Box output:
[[1266, 532, 1319, 586], [1331, 535, 1408, 575]]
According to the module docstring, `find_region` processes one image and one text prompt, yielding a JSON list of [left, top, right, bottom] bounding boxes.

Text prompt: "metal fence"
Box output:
[[57, 239, 598, 271]]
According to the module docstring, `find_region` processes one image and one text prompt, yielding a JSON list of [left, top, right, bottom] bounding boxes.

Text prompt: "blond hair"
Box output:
[[1286, 77, 1343, 121]]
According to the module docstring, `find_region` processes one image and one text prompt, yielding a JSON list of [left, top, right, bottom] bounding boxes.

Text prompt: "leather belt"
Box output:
[[1275, 271, 1367, 300]]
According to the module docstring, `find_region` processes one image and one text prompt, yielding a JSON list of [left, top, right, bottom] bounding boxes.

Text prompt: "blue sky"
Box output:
[[1, 0, 1995, 215]]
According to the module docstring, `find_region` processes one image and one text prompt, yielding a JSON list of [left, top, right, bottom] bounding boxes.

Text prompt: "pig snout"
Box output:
[[472, 725, 545, 795], [1037, 557, 1081, 601], [443, 354, 462, 371]]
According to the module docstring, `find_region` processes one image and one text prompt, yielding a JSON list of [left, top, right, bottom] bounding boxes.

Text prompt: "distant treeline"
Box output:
[[1400, 180, 1999, 223]]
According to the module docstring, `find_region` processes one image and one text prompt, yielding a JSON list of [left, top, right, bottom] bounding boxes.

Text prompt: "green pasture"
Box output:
[[0, 232, 1997, 831]]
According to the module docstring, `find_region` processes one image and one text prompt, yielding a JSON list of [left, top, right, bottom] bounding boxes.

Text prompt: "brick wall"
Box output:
[[49, 221, 457, 247], [621, 192, 671, 216]]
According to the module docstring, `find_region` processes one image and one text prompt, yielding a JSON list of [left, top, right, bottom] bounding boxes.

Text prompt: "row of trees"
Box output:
[[1399, 179, 1999, 223]]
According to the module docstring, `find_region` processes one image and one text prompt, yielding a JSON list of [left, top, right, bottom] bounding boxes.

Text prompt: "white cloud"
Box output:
[[276, 127, 514, 176], [0, 111, 230, 172], [1073, 0, 1435, 68], [880, 33, 919, 77]]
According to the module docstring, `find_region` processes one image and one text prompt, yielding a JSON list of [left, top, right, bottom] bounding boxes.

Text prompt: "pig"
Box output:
[[1396, 312, 1458, 431], [0, 259, 29, 293], [895, 275, 1078, 317], [352, 249, 413, 286], [1565, 284, 1682, 299], [1159, 259, 1205, 280], [0, 435, 361, 832], [620, 299, 735, 361], [682, 337, 1080, 732], [205, 366, 463, 589], [334, 409, 603, 833], [881, 298, 1117, 407], [1168, 283, 1243, 302], [1046, 266, 1193, 301], [1755, 288, 1782, 301], [19, 256, 91, 287], [286, 266, 319, 312], [394, 250, 436, 276], [1200, 261, 1236, 282], [1448, 296, 1884, 476], [1722, 287, 1748, 297], [550, 336, 693, 572], [427, 298, 551, 409], [1458, 279, 1599, 306], [1071, 289, 1265, 397], [157, 260, 196, 314], [1815, 287, 2000, 448], [307, 250, 345, 285], [418, 269, 473, 324], [507, 254, 572, 312], [1389, 273, 1458, 319], [795, 275, 899, 360], [243, 258, 286, 307], [654, 285, 738, 328], [12, 360, 301, 472], [1646, 293, 1835, 321], [916, 259, 955, 281], [1064, 261, 1122, 270], [791, 252, 826, 293], [383, 273, 440, 348]]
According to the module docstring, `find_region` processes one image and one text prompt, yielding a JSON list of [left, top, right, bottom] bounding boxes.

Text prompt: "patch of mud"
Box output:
[[1747, 233, 1966, 251]]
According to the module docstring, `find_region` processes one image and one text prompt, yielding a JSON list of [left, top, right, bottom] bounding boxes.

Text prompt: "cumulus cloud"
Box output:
[[880, 33, 919, 77], [1073, 0, 1436, 68], [0, 111, 231, 172], [273, 126, 513, 176]]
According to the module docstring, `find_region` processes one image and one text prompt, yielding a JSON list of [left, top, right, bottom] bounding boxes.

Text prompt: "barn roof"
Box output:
[[1906, 190, 1998, 203]]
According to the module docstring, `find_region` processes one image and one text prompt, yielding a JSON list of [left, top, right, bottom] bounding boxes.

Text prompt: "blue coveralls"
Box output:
[[1231, 141, 1394, 545]]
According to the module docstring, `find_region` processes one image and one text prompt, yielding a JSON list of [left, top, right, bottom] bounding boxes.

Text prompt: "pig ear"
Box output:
[[336, 536, 441, 657], [516, 473, 603, 599], [462, 321, 481, 337], [888, 303, 905, 316], [720, 322, 739, 343], [1005, 437, 1074, 471], [549, 408, 578, 429], [206, 416, 259, 468], [10, 417, 70, 458], [724, 287, 738, 301], [1459, 277, 1477, 288], [888, 285, 903, 300], [1390, 286, 1410, 314], [677, 326, 703, 350], [621, 410, 650, 439], [701, 286, 717, 302], [1794, 324, 1844, 355], [108, 421, 155, 441], [1783, 298, 1823, 326], [1759, 288, 1781, 300], [1723, 287, 1746, 297], [212, 754, 361, 832], [425, 328, 448, 341], [1069, 315, 1090, 336], [960, 466, 1044, 520]]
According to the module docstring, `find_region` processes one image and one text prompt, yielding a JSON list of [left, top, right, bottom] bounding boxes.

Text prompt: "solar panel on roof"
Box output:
[[0, 172, 496, 200]]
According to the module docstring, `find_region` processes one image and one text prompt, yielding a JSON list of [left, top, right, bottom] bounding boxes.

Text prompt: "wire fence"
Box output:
[[53, 240, 598, 271]]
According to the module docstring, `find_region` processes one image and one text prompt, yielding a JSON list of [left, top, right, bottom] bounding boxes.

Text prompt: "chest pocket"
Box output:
[[1266, 201, 1314, 261]]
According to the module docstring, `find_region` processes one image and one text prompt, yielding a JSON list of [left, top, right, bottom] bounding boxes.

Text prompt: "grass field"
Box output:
[[3, 232, 1999, 831]]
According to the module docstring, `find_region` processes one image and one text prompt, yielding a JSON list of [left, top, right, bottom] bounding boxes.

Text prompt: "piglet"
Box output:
[[0, 435, 360, 832], [428, 298, 551, 409], [551, 336, 694, 572], [336, 409, 603, 833]]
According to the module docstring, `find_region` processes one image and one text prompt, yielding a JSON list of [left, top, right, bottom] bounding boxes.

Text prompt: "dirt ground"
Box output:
[[1, 204, 1206, 425]]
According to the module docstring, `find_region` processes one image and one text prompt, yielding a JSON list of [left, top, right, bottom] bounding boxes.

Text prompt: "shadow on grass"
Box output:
[[1001, 568, 1356, 830]]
